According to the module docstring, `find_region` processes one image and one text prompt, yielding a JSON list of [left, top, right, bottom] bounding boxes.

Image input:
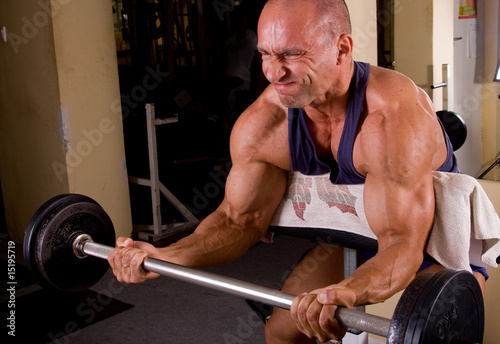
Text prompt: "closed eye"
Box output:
[[257, 47, 305, 61], [284, 52, 304, 60]]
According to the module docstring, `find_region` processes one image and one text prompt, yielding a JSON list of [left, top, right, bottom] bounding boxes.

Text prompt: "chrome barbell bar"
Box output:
[[73, 234, 391, 338]]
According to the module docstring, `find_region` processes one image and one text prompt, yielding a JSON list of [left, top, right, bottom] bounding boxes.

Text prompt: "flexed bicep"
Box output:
[[221, 159, 288, 237], [364, 172, 434, 253]]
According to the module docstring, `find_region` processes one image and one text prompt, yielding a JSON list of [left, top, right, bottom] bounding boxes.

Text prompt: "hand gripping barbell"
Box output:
[[23, 194, 484, 344]]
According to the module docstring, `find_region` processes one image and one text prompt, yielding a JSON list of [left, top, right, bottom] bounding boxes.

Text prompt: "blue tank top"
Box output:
[[288, 61, 459, 184]]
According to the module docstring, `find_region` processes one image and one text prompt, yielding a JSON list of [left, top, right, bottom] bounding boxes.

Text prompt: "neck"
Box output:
[[304, 60, 354, 123]]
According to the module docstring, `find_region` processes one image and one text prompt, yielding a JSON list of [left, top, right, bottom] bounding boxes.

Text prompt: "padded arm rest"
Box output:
[[269, 226, 442, 264], [269, 226, 378, 253]]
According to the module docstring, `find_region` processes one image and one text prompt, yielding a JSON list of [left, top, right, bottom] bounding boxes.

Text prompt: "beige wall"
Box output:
[[482, 1, 500, 171], [393, 0, 454, 110], [0, 0, 69, 241], [394, 0, 434, 94], [0, 0, 132, 242], [50, 0, 132, 238], [432, 0, 454, 111], [346, 0, 378, 65], [453, 2, 485, 177]]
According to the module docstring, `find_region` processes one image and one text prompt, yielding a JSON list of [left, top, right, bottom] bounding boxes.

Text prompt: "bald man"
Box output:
[[108, 1, 486, 342]]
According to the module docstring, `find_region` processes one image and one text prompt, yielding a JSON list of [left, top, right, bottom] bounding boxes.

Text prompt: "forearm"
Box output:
[[350, 169, 434, 306], [338, 242, 424, 306], [158, 208, 267, 268]]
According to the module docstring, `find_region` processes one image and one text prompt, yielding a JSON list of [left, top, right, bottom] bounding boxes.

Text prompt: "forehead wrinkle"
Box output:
[[258, 16, 320, 56], [258, 19, 286, 51]]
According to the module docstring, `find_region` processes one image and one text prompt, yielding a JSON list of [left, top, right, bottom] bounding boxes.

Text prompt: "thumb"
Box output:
[[116, 237, 134, 247], [317, 286, 356, 308], [133, 240, 158, 256], [317, 289, 338, 304], [316, 286, 348, 305]]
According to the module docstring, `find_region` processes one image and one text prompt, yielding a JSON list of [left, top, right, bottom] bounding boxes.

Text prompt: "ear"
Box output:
[[336, 34, 354, 64]]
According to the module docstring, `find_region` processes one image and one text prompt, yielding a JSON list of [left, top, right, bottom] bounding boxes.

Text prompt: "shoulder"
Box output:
[[365, 66, 437, 130], [358, 67, 441, 177], [230, 86, 291, 170], [367, 66, 431, 111]]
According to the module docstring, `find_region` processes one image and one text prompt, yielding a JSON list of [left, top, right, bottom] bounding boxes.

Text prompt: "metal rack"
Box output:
[[128, 103, 199, 242]]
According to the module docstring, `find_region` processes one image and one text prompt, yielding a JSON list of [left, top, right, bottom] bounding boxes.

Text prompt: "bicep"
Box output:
[[219, 159, 288, 237], [364, 173, 435, 253], [361, 108, 437, 253]]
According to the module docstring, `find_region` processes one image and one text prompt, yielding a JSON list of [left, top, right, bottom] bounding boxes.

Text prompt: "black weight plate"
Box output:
[[387, 272, 433, 344], [409, 269, 484, 343], [387, 269, 484, 344], [437, 110, 467, 151], [23, 194, 94, 288], [23, 194, 116, 292]]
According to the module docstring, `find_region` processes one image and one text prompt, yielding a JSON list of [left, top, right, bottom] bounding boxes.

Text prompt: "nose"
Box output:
[[264, 58, 287, 83]]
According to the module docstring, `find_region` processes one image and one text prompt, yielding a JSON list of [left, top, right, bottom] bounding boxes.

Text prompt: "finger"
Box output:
[[293, 294, 322, 339], [117, 246, 141, 283], [318, 304, 346, 342], [127, 249, 148, 283], [293, 294, 345, 343], [121, 247, 160, 283], [116, 237, 133, 247], [109, 246, 140, 282], [108, 246, 125, 270], [290, 293, 308, 334], [118, 246, 137, 283], [108, 244, 160, 284], [107, 246, 128, 282], [305, 299, 330, 341]]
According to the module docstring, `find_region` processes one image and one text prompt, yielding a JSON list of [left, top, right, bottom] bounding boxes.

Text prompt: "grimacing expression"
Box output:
[[257, 3, 339, 108]]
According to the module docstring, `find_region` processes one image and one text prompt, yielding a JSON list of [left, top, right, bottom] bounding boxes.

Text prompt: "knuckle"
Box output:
[[121, 255, 129, 265], [297, 305, 308, 319], [306, 308, 317, 323], [319, 316, 332, 331], [131, 252, 145, 266], [321, 306, 338, 330], [114, 250, 125, 261]]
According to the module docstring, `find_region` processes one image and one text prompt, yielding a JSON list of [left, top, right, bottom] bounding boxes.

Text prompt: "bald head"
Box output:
[[262, 0, 351, 41], [257, 0, 354, 109]]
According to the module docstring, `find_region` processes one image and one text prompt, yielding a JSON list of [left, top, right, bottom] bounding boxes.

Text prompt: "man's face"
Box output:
[[257, 3, 338, 108]]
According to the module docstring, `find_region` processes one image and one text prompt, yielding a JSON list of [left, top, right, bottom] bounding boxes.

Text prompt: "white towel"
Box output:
[[269, 171, 500, 271], [429, 172, 500, 270]]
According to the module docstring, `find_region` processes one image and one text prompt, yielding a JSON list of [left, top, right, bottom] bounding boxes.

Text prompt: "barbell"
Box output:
[[23, 194, 484, 343]]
